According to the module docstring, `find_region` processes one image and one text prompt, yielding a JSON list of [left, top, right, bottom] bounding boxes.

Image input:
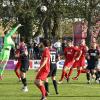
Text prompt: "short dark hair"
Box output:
[[20, 37, 25, 42], [42, 39, 51, 47], [67, 39, 73, 43]]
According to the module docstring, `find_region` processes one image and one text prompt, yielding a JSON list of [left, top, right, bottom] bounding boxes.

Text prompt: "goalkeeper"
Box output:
[[0, 24, 22, 80]]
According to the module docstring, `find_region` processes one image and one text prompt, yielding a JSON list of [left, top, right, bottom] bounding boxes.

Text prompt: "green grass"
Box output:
[[0, 70, 100, 100]]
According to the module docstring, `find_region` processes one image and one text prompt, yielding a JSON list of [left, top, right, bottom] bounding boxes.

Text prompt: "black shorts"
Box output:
[[48, 63, 57, 77], [87, 66, 96, 70], [87, 61, 97, 70], [20, 59, 29, 73]]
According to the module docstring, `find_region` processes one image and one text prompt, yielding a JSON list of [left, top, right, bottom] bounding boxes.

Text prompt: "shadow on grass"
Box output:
[[0, 94, 40, 97], [0, 94, 100, 98], [57, 82, 87, 85], [0, 82, 20, 85], [0, 81, 97, 86]]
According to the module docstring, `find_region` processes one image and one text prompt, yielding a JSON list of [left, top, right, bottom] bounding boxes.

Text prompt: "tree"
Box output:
[[63, 0, 100, 46], [0, 0, 99, 45], [13, 0, 37, 42]]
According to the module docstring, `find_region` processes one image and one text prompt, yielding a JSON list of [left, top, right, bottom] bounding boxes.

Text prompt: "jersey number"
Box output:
[[50, 54, 56, 62]]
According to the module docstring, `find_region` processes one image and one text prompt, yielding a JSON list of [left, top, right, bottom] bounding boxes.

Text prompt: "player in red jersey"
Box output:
[[44, 43, 60, 95], [34, 39, 50, 100], [72, 39, 88, 80], [66, 45, 82, 81], [14, 46, 21, 81], [58, 39, 80, 84]]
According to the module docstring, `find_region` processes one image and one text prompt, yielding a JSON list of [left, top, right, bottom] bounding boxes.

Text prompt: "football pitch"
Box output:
[[0, 70, 100, 100]]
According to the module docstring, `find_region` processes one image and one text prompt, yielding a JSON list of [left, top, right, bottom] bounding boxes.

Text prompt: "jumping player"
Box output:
[[34, 39, 50, 100], [44, 43, 60, 95], [58, 39, 80, 83], [0, 24, 22, 80]]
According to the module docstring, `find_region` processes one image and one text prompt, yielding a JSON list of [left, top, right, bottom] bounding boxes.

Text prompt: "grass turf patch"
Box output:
[[0, 70, 100, 100]]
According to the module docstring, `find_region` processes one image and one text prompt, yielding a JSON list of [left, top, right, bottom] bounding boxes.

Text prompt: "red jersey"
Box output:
[[40, 47, 50, 73], [73, 45, 87, 67], [79, 45, 87, 59], [15, 49, 21, 61], [36, 47, 50, 80], [64, 46, 80, 61]]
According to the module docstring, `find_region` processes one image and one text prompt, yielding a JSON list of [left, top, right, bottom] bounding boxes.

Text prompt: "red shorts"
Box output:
[[78, 57, 86, 67], [73, 61, 79, 68], [73, 57, 86, 68], [64, 60, 75, 68], [36, 70, 49, 81]]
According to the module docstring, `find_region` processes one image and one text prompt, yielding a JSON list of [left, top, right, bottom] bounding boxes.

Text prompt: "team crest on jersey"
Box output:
[[90, 53, 96, 56], [67, 52, 71, 54]]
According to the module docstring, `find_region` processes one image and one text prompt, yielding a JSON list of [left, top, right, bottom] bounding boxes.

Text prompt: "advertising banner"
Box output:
[[6, 60, 15, 70], [32, 60, 41, 69], [57, 60, 65, 69], [5, 60, 66, 70]]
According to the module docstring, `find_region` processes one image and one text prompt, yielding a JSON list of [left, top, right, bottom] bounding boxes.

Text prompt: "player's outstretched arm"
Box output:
[[6, 24, 22, 37]]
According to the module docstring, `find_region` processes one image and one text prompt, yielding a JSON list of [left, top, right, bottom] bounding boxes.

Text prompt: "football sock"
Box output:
[[98, 71, 100, 83], [53, 80, 58, 94], [21, 77, 24, 84], [60, 69, 67, 81], [21, 78, 27, 86], [95, 72, 99, 80], [86, 73, 90, 81], [65, 73, 68, 79], [44, 82, 49, 93], [97, 71, 100, 80], [15, 70, 20, 79], [76, 70, 81, 77], [39, 85, 46, 97], [68, 68, 73, 78]]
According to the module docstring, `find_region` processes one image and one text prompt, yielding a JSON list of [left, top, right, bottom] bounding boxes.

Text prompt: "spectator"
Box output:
[[28, 42, 33, 59], [62, 39, 67, 52], [33, 42, 41, 59], [53, 39, 61, 54]]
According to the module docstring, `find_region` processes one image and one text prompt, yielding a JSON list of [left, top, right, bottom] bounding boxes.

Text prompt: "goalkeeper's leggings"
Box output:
[[0, 50, 10, 75]]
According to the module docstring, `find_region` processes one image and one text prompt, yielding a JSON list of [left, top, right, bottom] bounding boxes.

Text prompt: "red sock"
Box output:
[[60, 69, 67, 81], [65, 73, 68, 79], [68, 68, 73, 78], [81, 69, 87, 73], [39, 85, 46, 97], [15, 70, 20, 79], [76, 70, 81, 77], [15, 62, 21, 79]]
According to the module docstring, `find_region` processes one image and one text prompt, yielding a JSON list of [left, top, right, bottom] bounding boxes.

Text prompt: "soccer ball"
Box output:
[[40, 6, 47, 12]]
